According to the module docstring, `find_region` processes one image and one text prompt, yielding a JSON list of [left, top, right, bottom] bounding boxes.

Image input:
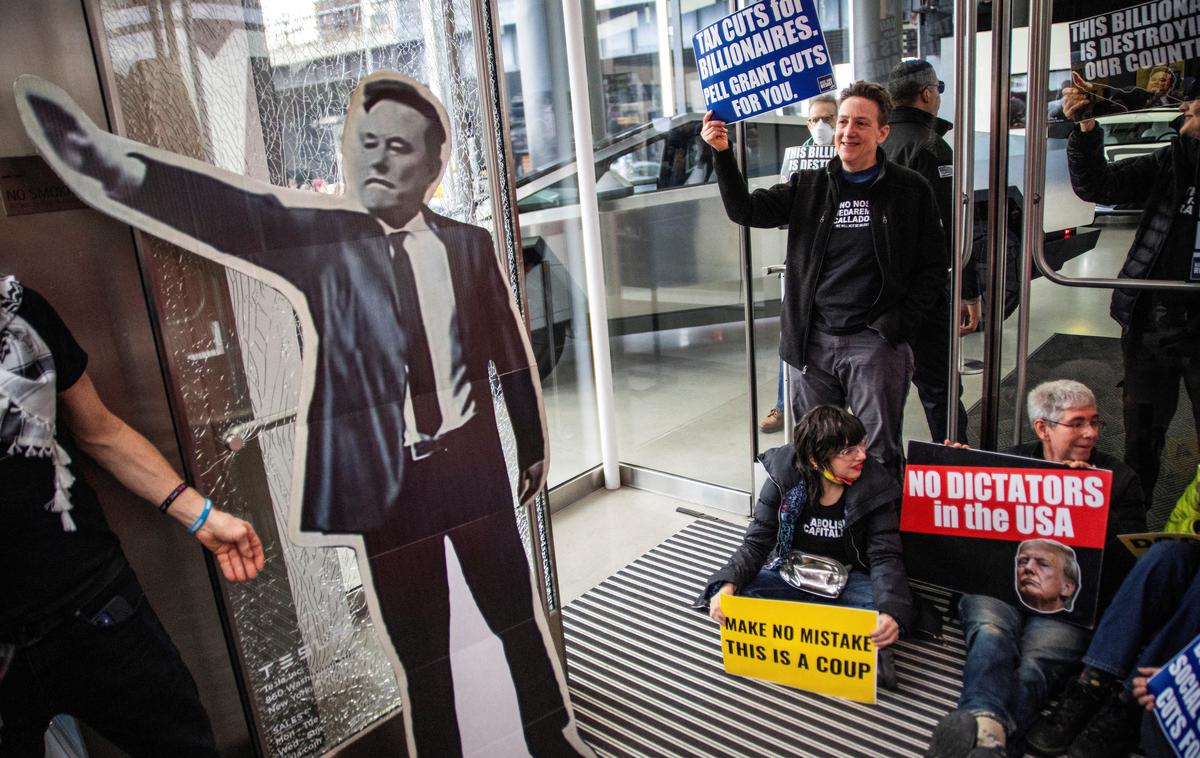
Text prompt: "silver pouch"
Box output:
[[778, 551, 849, 599]]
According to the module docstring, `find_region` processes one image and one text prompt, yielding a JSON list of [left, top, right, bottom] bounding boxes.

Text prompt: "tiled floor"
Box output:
[[550, 485, 737, 604]]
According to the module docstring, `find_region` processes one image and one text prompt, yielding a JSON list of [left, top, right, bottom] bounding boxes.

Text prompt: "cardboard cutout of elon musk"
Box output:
[[15, 72, 592, 757]]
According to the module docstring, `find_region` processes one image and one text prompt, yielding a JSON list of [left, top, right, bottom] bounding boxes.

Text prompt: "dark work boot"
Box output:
[[879, 648, 898, 691], [1027, 677, 1112, 755], [926, 709, 980, 758], [1067, 691, 1143, 758]]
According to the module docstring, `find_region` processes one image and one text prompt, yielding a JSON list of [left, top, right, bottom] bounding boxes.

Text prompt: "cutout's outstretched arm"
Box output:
[[19, 84, 148, 199], [14, 75, 330, 271]]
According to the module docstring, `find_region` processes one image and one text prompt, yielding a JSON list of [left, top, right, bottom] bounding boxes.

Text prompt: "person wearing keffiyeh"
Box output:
[[0, 275, 264, 757]]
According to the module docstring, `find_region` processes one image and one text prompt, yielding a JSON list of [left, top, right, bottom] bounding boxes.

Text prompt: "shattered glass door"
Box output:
[[85, 0, 541, 754]]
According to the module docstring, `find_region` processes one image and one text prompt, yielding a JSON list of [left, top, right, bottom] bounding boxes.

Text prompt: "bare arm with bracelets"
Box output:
[[60, 372, 265, 582]]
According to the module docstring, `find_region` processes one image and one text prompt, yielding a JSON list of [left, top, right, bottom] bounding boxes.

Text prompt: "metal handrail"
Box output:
[[223, 409, 297, 452], [1015, 0, 1054, 446], [980, 0, 1014, 450], [765, 264, 791, 437], [947, 0, 977, 443]]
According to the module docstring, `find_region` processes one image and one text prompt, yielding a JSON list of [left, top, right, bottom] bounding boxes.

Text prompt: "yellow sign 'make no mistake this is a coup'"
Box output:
[[719, 594, 879, 704]]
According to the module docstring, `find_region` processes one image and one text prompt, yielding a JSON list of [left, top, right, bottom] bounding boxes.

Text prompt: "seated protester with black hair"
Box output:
[[695, 405, 915, 690], [0, 276, 264, 757]]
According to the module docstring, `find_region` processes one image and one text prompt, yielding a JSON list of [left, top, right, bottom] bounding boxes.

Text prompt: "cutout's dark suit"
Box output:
[[129, 158, 543, 536], [121, 158, 568, 753]]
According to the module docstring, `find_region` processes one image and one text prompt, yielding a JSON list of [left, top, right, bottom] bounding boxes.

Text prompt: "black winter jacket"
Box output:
[[694, 445, 915, 630], [713, 146, 947, 368], [1066, 125, 1200, 329], [883, 106, 979, 302], [1004, 441, 1146, 610]]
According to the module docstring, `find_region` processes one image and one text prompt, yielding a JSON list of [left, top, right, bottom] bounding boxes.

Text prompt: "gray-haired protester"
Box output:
[[926, 380, 1145, 758]]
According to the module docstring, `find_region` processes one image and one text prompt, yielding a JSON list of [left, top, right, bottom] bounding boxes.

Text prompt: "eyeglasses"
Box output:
[[928, 80, 946, 94], [1043, 418, 1106, 432], [835, 442, 868, 458], [808, 115, 835, 126]]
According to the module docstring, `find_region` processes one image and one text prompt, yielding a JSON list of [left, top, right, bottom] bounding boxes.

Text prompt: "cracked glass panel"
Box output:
[[89, 0, 549, 753]]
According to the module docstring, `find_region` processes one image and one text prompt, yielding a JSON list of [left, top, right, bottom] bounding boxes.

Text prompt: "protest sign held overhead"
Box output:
[[1065, 0, 1200, 117], [694, 0, 837, 124], [720, 594, 878, 703], [900, 442, 1112, 627], [1148, 633, 1200, 757], [780, 144, 837, 181]]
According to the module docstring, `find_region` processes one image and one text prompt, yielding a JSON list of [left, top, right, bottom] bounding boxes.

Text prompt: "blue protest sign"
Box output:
[[693, 0, 836, 124], [1149, 633, 1200, 757]]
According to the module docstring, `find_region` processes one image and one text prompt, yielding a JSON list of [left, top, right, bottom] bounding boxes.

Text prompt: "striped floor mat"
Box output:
[[561, 518, 969, 758]]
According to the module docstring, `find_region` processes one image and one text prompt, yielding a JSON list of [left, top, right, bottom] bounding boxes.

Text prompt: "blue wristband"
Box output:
[[187, 498, 213, 534]]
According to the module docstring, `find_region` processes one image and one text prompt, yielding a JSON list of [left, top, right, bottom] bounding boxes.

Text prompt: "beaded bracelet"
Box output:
[[159, 482, 188, 514], [187, 498, 213, 534]]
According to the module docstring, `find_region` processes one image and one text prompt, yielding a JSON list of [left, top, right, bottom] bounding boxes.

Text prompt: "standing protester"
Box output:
[[703, 81, 947, 477], [883, 59, 978, 444], [761, 94, 839, 434], [0, 276, 264, 757], [1061, 84, 1200, 505]]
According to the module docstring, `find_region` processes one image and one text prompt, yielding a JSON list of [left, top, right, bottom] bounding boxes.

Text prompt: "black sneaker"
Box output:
[[926, 709, 979, 758], [879, 648, 898, 691], [1026, 678, 1110, 755], [1066, 693, 1143, 758], [965, 748, 1006, 758]]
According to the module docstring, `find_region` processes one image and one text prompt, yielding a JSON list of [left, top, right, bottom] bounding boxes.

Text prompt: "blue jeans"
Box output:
[[957, 594, 1090, 745], [1084, 541, 1200, 684], [741, 567, 876, 612]]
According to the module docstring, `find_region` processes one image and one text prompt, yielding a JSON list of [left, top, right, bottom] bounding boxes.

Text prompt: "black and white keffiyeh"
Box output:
[[0, 275, 75, 531]]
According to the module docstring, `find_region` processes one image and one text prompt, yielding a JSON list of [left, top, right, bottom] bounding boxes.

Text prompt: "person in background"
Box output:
[[1061, 80, 1200, 507], [761, 94, 838, 434], [883, 59, 978, 445], [0, 276, 264, 757]]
